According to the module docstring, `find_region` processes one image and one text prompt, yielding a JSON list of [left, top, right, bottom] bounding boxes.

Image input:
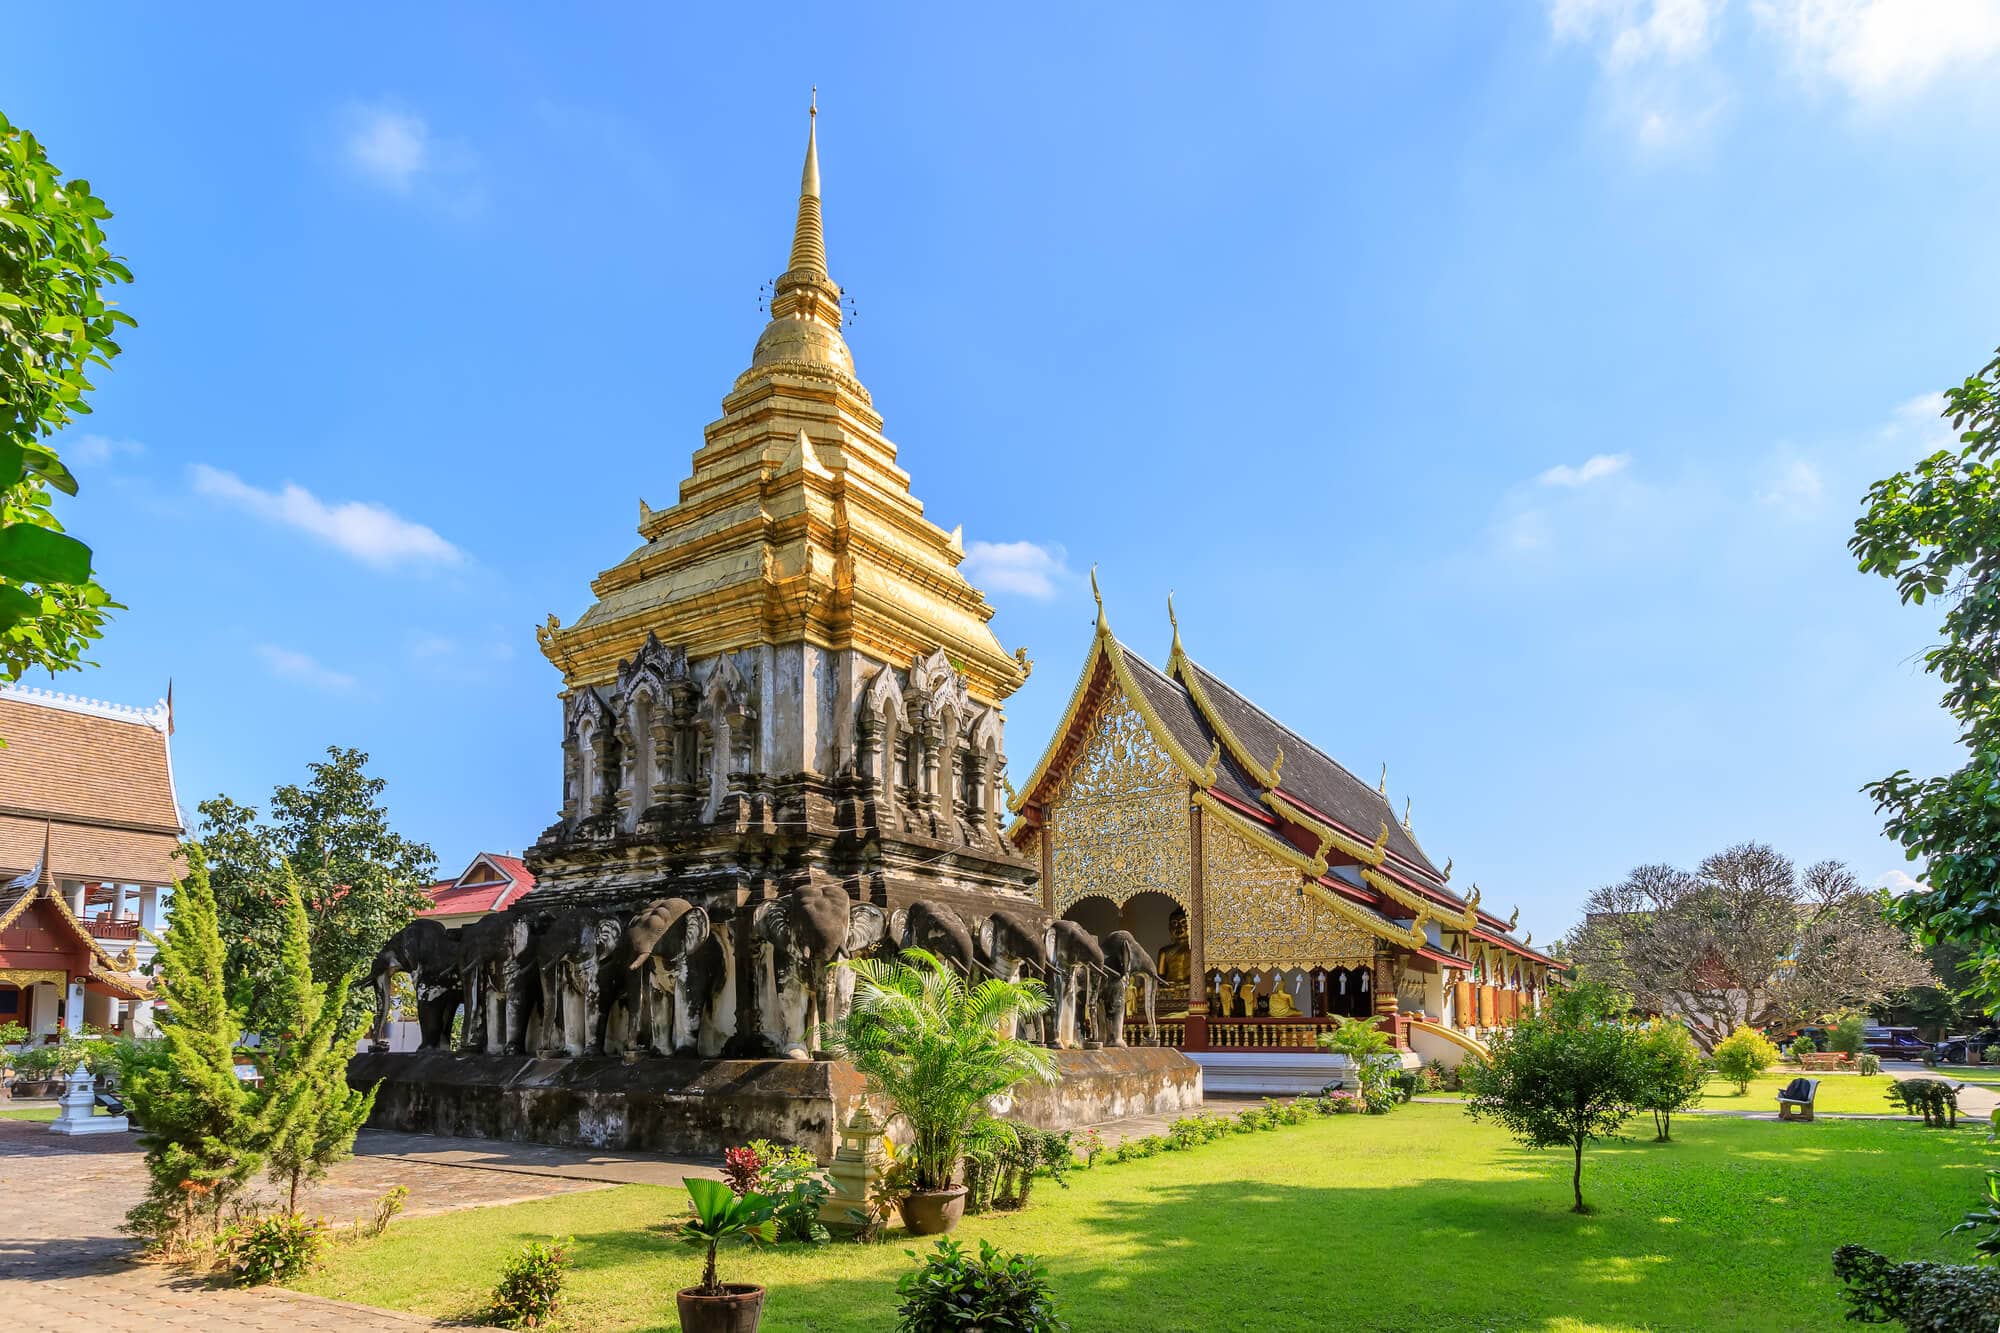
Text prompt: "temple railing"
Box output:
[[1125, 1012, 1427, 1053], [86, 918, 141, 941]]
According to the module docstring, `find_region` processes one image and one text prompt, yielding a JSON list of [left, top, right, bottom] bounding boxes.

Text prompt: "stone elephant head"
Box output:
[[368, 918, 462, 1051], [1044, 918, 1107, 1050], [892, 899, 979, 977], [977, 910, 1051, 1043], [753, 883, 888, 1060], [612, 897, 712, 1057], [530, 908, 623, 1057]]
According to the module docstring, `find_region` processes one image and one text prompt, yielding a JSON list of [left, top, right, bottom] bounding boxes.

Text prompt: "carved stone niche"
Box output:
[[614, 632, 695, 833], [701, 654, 758, 821], [562, 686, 621, 839]]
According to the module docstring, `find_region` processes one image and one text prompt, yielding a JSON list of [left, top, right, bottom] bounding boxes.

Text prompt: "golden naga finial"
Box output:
[[1268, 745, 1285, 789], [1377, 762, 1387, 796], [1371, 821, 1390, 861], [1508, 906, 1520, 931], [1402, 797, 1412, 831], [1001, 773, 1021, 809], [1198, 738, 1221, 787], [1442, 856, 1453, 881], [1467, 883, 1483, 910], [1523, 931, 1534, 947], [1091, 564, 1108, 636], [535, 613, 561, 651], [1013, 646, 1034, 679]]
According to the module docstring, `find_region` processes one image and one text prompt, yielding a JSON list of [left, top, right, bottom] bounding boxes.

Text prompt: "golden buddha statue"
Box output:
[[1158, 910, 1192, 1016], [1267, 986, 1300, 1019]]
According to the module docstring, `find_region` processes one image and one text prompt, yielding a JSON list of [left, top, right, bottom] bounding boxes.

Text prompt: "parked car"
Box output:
[[1861, 1026, 1932, 1059]]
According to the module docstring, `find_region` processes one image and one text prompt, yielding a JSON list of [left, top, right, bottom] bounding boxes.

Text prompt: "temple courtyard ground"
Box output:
[[5, 1097, 1994, 1332]]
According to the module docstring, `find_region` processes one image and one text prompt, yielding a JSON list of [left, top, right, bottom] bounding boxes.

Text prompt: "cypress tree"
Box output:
[[261, 866, 378, 1211], [123, 845, 263, 1251]]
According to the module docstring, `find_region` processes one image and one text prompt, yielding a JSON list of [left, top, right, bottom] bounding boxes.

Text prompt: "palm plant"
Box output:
[[832, 948, 1056, 1193]]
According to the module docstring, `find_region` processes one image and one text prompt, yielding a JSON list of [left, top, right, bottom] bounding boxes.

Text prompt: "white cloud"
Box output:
[[69, 434, 144, 467], [961, 539, 1072, 600], [190, 463, 463, 570], [1874, 868, 1926, 894], [1755, 0, 2000, 99], [257, 644, 357, 692], [1537, 453, 1633, 487], [1758, 455, 1826, 511], [343, 103, 432, 191], [1499, 508, 1556, 553]]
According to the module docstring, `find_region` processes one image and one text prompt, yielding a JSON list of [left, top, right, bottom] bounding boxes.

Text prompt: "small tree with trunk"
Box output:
[[1464, 981, 1645, 1213], [1632, 1020, 1706, 1141], [259, 867, 377, 1212], [122, 846, 263, 1255], [1568, 845, 1933, 1052]]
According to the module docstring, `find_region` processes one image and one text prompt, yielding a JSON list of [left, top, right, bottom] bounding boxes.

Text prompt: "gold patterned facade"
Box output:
[[1201, 816, 1376, 973], [1044, 687, 1189, 915]]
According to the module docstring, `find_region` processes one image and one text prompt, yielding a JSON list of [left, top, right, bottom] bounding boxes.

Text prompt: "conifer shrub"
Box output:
[[489, 1236, 574, 1329], [1712, 1026, 1779, 1094]]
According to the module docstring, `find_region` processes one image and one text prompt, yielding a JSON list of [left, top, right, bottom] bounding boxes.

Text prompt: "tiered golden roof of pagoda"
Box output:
[[538, 99, 1028, 705]]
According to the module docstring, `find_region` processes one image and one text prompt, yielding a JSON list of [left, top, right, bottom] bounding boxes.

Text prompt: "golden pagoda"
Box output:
[[526, 102, 1040, 1046]]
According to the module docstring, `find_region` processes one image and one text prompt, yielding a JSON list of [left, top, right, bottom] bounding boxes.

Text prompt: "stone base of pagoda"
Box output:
[[349, 1047, 1200, 1160]]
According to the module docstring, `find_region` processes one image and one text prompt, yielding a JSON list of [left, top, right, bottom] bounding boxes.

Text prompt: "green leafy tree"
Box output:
[[259, 866, 377, 1212], [1463, 981, 1646, 1213], [1632, 1020, 1707, 1141], [1828, 1011, 1867, 1059], [1317, 1015, 1396, 1103], [1852, 350, 2000, 1004], [122, 846, 263, 1252], [832, 948, 1056, 1193], [197, 747, 436, 1033], [1711, 1024, 1778, 1094], [0, 112, 128, 683]]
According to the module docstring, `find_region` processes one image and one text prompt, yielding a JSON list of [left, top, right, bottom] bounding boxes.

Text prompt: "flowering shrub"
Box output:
[[897, 1238, 1068, 1333], [218, 1211, 328, 1286], [489, 1236, 573, 1328], [722, 1145, 764, 1196], [722, 1139, 831, 1242], [1078, 1127, 1105, 1168]]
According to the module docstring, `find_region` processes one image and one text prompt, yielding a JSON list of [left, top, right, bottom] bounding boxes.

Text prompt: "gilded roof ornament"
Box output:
[[1402, 797, 1412, 831], [1013, 646, 1033, 679], [638, 498, 654, 532], [1198, 738, 1221, 788], [1467, 883, 1483, 911], [1508, 906, 1520, 931], [1378, 762, 1387, 796], [1442, 856, 1453, 881], [1523, 931, 1533, 947], [1268, 744, 1285, 790], [1371, 821, 1390, 860], [1167, 591, 1183, 665], [536, 613, 562, 652], [1091, 565, 1108, 637]]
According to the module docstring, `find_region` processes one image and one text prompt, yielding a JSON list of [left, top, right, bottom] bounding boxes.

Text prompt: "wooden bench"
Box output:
[[1777, 1076, 1819, 1122], [1799, 1053, 1850, 1072]]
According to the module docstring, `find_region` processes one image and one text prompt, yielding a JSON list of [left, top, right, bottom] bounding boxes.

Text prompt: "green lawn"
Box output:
[[0, 1106, 56, 1121], [298, 1105, 1993, 1332], [1702, 1072, 1909, 1115]]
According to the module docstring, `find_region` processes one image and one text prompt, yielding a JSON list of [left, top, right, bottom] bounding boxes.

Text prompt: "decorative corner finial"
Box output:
[[1508, 906, 1520, 931], [1167, 591, 1183, 661], [810, 85, 817, 118], [1091, 565, 1108, 636], [1268, 745, 1285, 789], [1199, 738, 1221, 787], [1442, 856, 1453, 881], [1402, 797, 1412, 831], [1523, 930, 1533, 947], [1467, 883, 1483, 910], [536, 613, 561, 653], [1370, 821, 1390, 863], [1013, 646, 1034, 679], [1378, 762, 1387, 796]]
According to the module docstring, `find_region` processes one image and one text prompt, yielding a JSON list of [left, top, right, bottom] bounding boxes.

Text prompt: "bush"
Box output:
[[1833, 1244, 2000, 1332], [369, 1184, 409, 1239], [1787, 1034, 1817, 1064], [488, 1236, 574, 1329], [896, 1237, 1068, 1333], [1077, 1127, 1104, 1168], [217, 1211, 328, 1287], [1633, 1021, 1708, 1142], [1857, 1051, 1883, 1076], [1712, 1026, 1779, 1094], [1828, 1012, 1868, 1059], [1888, 1078, 1961, 1128]]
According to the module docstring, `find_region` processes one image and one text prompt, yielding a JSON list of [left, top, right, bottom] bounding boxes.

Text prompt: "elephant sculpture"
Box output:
[[893, 900, 980, 977], [368, 918, 463, 1051], [977, 911, 1051, 1044], [1043, 919, 1106, 1050], [608, 897, 712, 1057], [753, 882, 888, 1059], [1097, 929, 1163, 1048], [529, 908, 623, 1057], [457, 910, 532, 1055]]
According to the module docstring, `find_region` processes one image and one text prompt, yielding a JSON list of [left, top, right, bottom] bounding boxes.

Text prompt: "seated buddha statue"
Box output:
[[1157, 911, 1192, 1016], [1267, 987, 1300, 1019], [1236, 981, 1257, 1018]]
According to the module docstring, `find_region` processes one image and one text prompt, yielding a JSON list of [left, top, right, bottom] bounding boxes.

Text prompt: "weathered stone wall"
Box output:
[[352, 1047, 1201, 1160]]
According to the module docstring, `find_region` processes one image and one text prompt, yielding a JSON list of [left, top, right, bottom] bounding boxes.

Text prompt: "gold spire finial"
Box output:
[[790, 93, 825, 274], [1508, 906, 1520, 931], [1378, 762, 1387, 796], [1402, 797, 1412, 831], [1091, 565, 1109, 636]]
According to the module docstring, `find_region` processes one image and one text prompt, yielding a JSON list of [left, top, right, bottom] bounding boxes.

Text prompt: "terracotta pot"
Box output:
[[898, 1186, 968, 1236], [676, 1283, 765, 1333]]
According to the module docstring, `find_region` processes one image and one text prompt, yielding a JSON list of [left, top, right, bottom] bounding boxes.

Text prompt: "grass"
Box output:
[[0, 1106, 57, 1121], [298, 1105, 1994, 1332], [1702, 1071, 1911, 1115]]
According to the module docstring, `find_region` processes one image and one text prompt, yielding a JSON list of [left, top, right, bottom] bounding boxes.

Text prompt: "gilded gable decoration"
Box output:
[[1203, 816, 1375, 973], [1045, 686, 1189, 914]]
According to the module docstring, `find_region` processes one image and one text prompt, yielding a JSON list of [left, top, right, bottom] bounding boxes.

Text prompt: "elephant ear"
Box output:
[[661, 905, 711, 961], [846, 903, 888, 957], [1043, 923, 1061, 966], [975, 915, 997, 962], [889, 907, 910, 950], [752, 898, 789, 949]]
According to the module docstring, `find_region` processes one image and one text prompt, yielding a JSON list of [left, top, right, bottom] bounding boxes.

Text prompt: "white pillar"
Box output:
[[139, 885, 160, 931], [65, 880, 85, 916], [64, 978, 85, 1031]]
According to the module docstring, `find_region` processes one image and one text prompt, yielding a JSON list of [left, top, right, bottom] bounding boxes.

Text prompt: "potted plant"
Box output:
[[832, 947, 1056, 1236], [677, 1176, 774, 1332]]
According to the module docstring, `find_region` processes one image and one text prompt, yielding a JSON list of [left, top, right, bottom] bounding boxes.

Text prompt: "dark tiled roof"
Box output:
[[1178, 658, 1441, 879]]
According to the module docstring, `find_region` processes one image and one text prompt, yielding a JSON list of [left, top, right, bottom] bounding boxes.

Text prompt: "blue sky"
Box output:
[[11, 3, 2000, 932]]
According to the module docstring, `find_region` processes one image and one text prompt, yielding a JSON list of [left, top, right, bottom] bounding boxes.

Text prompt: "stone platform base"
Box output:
[[350, 1046, 1201, 1160]]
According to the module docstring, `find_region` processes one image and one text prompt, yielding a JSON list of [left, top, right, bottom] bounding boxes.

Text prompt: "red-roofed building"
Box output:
[[419, 852, 535, 928]]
